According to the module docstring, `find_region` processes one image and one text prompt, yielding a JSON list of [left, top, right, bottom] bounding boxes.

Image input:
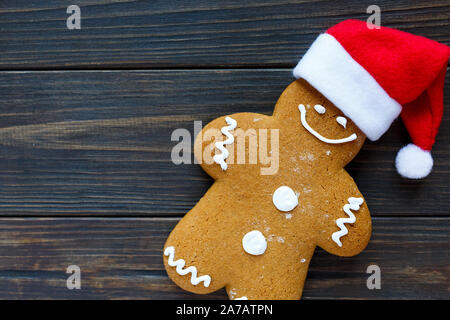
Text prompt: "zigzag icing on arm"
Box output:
[[331, 197, 364, 247], [213, 116, 237, 170], [164, 246, 211, 287]]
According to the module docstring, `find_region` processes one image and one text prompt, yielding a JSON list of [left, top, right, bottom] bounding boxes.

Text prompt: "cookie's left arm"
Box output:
[[316, 170, 372, 257]]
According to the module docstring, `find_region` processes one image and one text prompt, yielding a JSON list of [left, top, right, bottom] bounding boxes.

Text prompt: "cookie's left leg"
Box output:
[[225, 260, 311, 300]]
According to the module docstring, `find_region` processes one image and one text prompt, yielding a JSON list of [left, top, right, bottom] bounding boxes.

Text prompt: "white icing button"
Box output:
[[314, 104, 326, 114], [336, 116, 347, 128], [272, 186, 298, 212], [242, 230, 267, 255]]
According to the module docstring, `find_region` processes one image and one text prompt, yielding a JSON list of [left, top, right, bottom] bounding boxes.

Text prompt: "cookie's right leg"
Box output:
[[163, 207, 229, 295]]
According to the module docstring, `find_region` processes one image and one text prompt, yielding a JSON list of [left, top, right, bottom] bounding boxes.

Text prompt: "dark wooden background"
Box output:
[[0, 0, 448, 299]]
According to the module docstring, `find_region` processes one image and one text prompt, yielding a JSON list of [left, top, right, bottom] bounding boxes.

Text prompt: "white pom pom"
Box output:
[[395, 144, 433, 179]]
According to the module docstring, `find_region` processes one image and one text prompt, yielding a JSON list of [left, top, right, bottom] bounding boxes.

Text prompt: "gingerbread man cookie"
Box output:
[[163, 79, 371, 300], [163, 20, 449, 300]]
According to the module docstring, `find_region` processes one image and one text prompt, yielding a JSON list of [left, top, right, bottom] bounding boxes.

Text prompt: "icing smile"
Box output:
[[298, 104, 357, 144]]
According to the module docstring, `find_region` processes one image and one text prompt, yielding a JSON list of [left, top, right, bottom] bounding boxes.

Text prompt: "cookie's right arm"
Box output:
[[194, 113, 271, 180]]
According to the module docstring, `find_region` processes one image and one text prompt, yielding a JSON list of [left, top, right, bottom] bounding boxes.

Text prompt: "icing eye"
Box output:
[[336, 116, 347, 128], [314, 105, 326, 114]]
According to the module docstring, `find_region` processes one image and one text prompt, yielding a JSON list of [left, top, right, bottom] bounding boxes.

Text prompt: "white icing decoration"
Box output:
[[235, 296, 248, 300], [336, 116, 347, 128], [213, 116, 237, 170], [164, 246, 211, 287], [300, 258, 306, 263], [314, 104, 326, 114], [272, 186, 298, 212], [242, 230, 267, 255], [331, 197, 364, 247], [298, 104, 357, 144]]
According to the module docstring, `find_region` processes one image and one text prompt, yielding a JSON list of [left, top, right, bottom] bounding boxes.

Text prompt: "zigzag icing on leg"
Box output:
[[164, 246, 211, 287]]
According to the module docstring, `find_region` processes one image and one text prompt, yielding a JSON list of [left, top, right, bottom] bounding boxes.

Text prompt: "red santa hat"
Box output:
[[293, 19, 450, 179]]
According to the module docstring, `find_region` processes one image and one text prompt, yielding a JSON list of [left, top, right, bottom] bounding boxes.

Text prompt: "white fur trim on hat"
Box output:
[[293, 33, 402, 141], [395, 144, 433, 179]]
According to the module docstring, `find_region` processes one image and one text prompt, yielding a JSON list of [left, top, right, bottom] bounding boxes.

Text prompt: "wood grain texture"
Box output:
[[0, 217, 448, 299], [0, 70, 448, 217], [0, 0, 449, 69]]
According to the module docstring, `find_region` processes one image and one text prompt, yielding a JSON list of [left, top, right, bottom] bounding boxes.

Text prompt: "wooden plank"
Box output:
[[0, 0, 449, 69], [0, 69, 449, 217], [0, 217, 448, 299]]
